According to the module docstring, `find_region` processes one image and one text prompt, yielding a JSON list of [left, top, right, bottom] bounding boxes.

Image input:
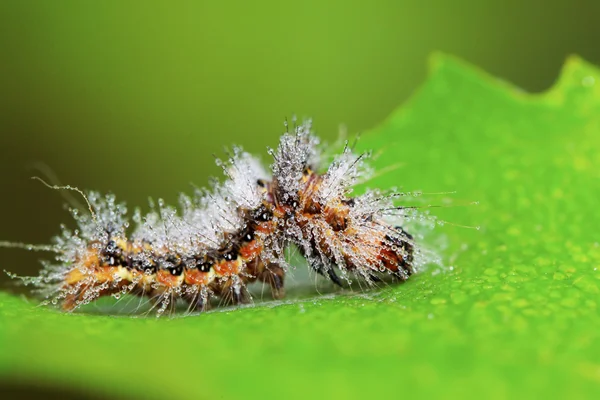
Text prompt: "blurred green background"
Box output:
[[1, 2, 600, 399], [0, 0, 598, 280]]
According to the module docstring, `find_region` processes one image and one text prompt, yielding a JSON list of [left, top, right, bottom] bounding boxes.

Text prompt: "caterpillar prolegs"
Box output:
[[2, 120, 430, 315]]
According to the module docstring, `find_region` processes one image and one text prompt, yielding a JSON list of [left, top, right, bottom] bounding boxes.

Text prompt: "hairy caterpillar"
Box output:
[[2, 120, 434, 315]]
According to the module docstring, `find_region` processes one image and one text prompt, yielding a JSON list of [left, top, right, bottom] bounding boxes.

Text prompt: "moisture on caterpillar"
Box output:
[[1, 119, 435, 316]]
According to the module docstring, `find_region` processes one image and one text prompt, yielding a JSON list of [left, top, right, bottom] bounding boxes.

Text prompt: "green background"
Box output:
[[1, 1, 600, 398]]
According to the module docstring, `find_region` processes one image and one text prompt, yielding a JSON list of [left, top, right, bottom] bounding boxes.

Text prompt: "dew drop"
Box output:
[[582, 76, 595, 87]]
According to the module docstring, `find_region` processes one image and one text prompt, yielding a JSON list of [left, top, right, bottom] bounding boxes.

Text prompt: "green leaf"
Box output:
[[2, 53, 600, 399]]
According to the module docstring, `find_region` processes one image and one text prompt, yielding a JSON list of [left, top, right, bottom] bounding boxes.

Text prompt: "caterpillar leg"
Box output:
[[245, 258, 286, 299], [145, 287, 178, 315], [211, 277, 253, 307], [314, 264, 344, 287], [182, 285, 212, 313], [257, 263, 286, 299]]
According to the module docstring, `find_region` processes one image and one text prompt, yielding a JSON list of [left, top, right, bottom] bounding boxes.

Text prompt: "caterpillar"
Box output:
[[2, 119, 433, 315]]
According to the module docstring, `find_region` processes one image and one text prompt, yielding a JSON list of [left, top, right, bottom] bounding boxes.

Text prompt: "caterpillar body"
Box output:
[[3, 120, 430, 315]]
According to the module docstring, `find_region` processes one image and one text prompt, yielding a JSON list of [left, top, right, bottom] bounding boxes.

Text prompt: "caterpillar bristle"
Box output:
[[3, 119, 443, 316]]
